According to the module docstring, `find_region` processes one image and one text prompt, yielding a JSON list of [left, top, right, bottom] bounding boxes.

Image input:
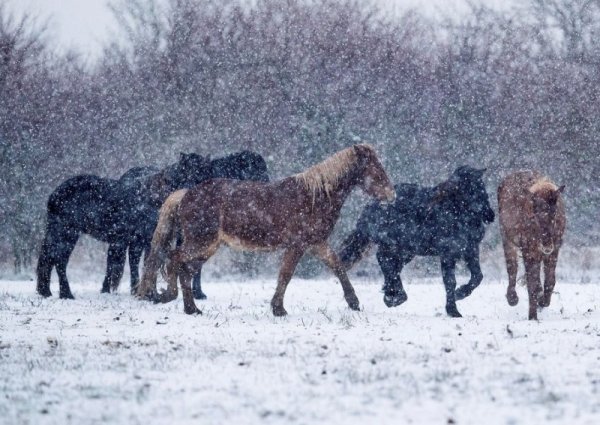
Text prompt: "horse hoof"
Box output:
[[159, 291, 178, 304], [455, 285, 472, 301], [348, 301, 360, 311], [272, 306, 288, 317], [346, 296, 360, 311], [193, 291, 207, 300], [59, 292, 75, 300], [506, 292, 519, 307], [138, 291, 158, 303], [447, 309, 462, 318], [538, 297, 551, 308], [38, 289, 52, 298], [383, 292, 407, 308], [184, 306, 202, 315]]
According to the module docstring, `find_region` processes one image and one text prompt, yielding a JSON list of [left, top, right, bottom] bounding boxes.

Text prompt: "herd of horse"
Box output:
[[35, 145, 566, 320]]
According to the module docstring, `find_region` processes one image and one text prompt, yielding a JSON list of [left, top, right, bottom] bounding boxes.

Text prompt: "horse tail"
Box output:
[[136, 189, 188, 299], [339, 201, 383, 270], [339, 227, 372, 270]]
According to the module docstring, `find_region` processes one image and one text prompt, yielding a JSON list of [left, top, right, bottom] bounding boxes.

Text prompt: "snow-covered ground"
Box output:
[[1, 277, 599, 425]]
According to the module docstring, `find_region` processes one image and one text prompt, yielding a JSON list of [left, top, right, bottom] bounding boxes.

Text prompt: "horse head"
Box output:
[[529, 183, 565, 253], [435, 166, 495, 224], [354, 144, 395, 203], [235, 150, 270, 182], [172, 152, 212, 188]]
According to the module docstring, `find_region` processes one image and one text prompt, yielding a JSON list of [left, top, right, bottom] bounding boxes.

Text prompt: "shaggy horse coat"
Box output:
[[339, 166, 495, 318], [36, 151, 269, 299], [136, 144, 395, 316], [498, 170, 566, 320]]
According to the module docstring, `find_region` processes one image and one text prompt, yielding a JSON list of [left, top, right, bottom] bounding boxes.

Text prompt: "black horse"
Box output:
[[36, 151, 269, 299], [339, 166, 495, 317]]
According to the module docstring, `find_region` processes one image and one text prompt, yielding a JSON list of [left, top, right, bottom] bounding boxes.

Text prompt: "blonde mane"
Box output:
[[529, 177, 558, 194], [295, 145, 365, 199]]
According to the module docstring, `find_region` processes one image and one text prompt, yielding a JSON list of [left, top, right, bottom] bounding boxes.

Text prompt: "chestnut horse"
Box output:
[[136, 144, 395, 315], [498, 171, 565, 320]]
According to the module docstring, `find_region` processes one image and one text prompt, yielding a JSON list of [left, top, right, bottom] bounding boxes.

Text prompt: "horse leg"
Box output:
[[540, 251, 559, 308], [502, 237, 519, 306], [158, 253, 181, 303], [162, 247, 202, 314], [101, 243, 126, 293], [161, 238, 217, 306], [455, 248, 483, 300], [101, 243, 114, 293], [192, 271, 207, 300], [128, 241, 144, 294], [136, 234, 155, 300], [36, 218, 63, 297], [36, 245, 54, 298], [176, 262, 202, 315], [56, 231, 79, 300], [376, 246, 409, 308], [523, 254, 542, 320], [312, 243, 360, 311], [441, 256, 461, 318], [271, 247, 305, 317]]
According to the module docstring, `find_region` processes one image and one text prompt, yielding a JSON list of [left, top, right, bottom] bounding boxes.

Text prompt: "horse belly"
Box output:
[[219, 231, 276, 252], [220, 210, 284, 250]]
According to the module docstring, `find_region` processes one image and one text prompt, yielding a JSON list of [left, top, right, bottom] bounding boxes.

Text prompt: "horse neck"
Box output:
[[144, 170, 176, 207], [293, 165, 359, 212], [325, 170, 358, 209], [161, 164, 179, 188]]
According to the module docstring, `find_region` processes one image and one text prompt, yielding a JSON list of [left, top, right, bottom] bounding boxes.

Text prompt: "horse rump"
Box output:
[[135, 189, 187, 300]]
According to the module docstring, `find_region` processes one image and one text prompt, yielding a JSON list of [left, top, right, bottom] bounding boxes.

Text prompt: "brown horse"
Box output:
[[136, 144, 395, 315], [498, 171, 566, 320]]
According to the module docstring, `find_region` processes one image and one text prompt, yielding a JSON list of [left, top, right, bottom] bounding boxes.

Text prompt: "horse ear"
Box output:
[[179, 152, 186, 162], [477, 168, 487, 175], [558, 185, 565, 193]]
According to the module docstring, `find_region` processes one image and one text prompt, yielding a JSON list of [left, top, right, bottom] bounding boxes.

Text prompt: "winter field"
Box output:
[[1, 272, 599, 425]]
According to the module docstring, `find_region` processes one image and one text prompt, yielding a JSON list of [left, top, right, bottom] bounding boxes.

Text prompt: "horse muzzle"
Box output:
[[483, 209, 495, 224], [381, 187, 396, 204], [539, 243, 554, 256]]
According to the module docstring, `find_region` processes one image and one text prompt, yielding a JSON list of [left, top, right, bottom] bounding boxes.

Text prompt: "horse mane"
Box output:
[[529, 178, 559, 203], [294, 145, 364, 198], [529, 178, 557, 193]]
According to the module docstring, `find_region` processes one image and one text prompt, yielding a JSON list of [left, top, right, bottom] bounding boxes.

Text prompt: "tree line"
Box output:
[[1, 0, 598, 274]]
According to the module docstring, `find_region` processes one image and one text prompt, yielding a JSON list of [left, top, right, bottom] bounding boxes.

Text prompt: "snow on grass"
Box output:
[[1, 277, 599, 425]]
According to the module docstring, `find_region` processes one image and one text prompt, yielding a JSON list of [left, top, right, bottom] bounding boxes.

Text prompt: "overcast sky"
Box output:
[[4, 0, 492, 61]]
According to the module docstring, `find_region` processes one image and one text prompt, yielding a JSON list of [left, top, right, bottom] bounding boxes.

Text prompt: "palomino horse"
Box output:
[[498, 171, 565, 320], [339, 166, 495, 317], [136, 144, 395, 315]]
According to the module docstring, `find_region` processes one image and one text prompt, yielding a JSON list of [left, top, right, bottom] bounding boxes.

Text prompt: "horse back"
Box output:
[[48, 175, 115, 214], [47, 174, 137, 240], [210, 151, 269, 182], [359, 183, 433, 246], [179, 178, 333, 250]]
